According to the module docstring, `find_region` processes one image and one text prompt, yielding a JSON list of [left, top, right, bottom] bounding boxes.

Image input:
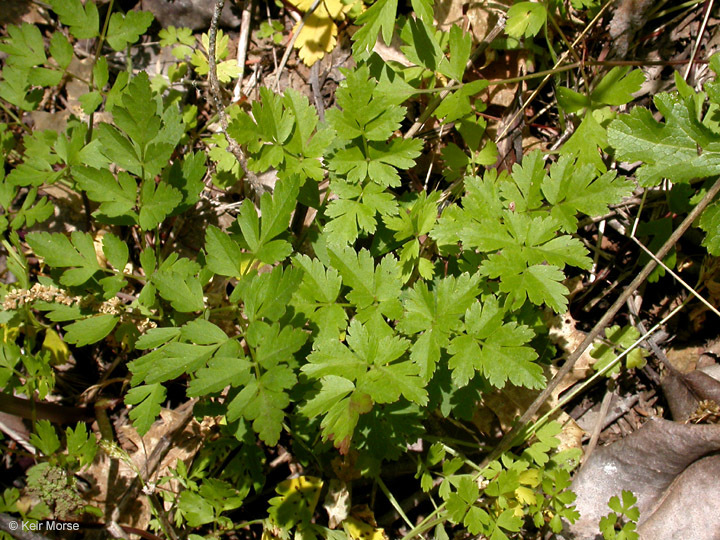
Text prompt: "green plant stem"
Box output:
[[409, 58, 699, 97], [376, 476, 414, 529], [401, 516, 447, 540], [404, 15, 508, 139], [547, 14, 590, 92], [0, 101, 30, 131]]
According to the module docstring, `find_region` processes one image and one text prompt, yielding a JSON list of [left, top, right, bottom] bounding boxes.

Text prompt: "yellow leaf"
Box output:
[[2, 324, 20, 344], [514, 485, 537, 506], [290, 0, 356, 66], [269, 475, 324, 527], [343, 516, 389, 540], [519, 468, 540, 487], [42, 329, 70, 365]]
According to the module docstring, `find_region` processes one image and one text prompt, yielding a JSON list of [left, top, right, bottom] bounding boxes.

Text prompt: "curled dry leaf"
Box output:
[[568, 364, 720, 540], [662, 367, 720, 421], [83, 406, 214, 529], [568, 418, 720, 539], [323, 479, 351, 529]]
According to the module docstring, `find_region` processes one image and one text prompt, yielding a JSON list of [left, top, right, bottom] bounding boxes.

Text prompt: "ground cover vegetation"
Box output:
[[1, 0, 720, 539]]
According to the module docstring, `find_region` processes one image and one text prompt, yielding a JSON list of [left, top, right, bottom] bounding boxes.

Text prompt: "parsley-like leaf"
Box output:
[[327, 245, 403, 321], [226, 365, 296, 446], [106, 10, 154, 51], [542, 157, 633, 232], [608, 91, 720, 186], [447, 297, 543, 389], [291, 254, 348, 340], [125, 383, 166, 436], [26, 231, 102, 286], [49, 0, 100, 39], [398, 273, 481, 379], [352, 0, 398, 59]]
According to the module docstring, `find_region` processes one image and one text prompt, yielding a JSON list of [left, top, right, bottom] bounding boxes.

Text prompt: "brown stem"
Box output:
[[208, 0, 254, 183], [0, 393, 93, 424]]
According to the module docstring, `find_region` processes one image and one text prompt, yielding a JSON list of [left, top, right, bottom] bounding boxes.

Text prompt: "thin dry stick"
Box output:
[[233, 0, 254, 101], [608, 214, 720, 320], [208, 0, 248, 172], [273, 0, 323, 92], [626, 295, 676, 373], [580, 381, 615, 469], [210, 0, 268, 197], [480, 175, 720, 468], [683, 0, 714, 81], [404, 15, 507, 140]]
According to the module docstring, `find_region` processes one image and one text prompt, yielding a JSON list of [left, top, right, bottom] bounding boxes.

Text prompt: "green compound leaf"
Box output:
[[590, 67, 645, 107], [557, 68, 644, 115], [139, 343, 217, 385], [138, 179, 183, 230], [328, 138, 422, 188], [440, 24, 473, 81], [505, 2, 547, 38], [234, 175, 301, 264], [327, 244, 403, 321], [301, 320, 426, 450], [0, 24, 46, 68], [63, 315, 120, 347], [542, 157, 633, 233], [397, 273, 481, 380], [248, 321, 307, 370], [65, 422, 97, 467], [481, 251, 570, 313], [188, 356, 252, 396], [446, 476, 487, 535], [26, 231, 102, 286], [180, 319, 228, 345], [204, 225, 249, 277], [326, 65, 406, 142], [98, 72, 184, 180], [399, 16, 444, 73], [152, 268, 204, 312], [49, 0, 100, 39], [30, 420, 61, 456], [135, 327, 181, 350], [48, 32, 73, 69], [72, 167, 138, 220], [226, 364, 296, 446], [351, 0, 398, 59], [102, 232, 129, 271], [125, 383, 166, 436], [299, 376, 370, 453], [608, 91, 720, 186], [232, 265, 302, 323], [106, 10, 154, 51], [447, 297, 543, 389], [0, 66, 43, 111], [325, 180, 398, 243], [558, 111, 609, 172], [291, 254, 347, 340]]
